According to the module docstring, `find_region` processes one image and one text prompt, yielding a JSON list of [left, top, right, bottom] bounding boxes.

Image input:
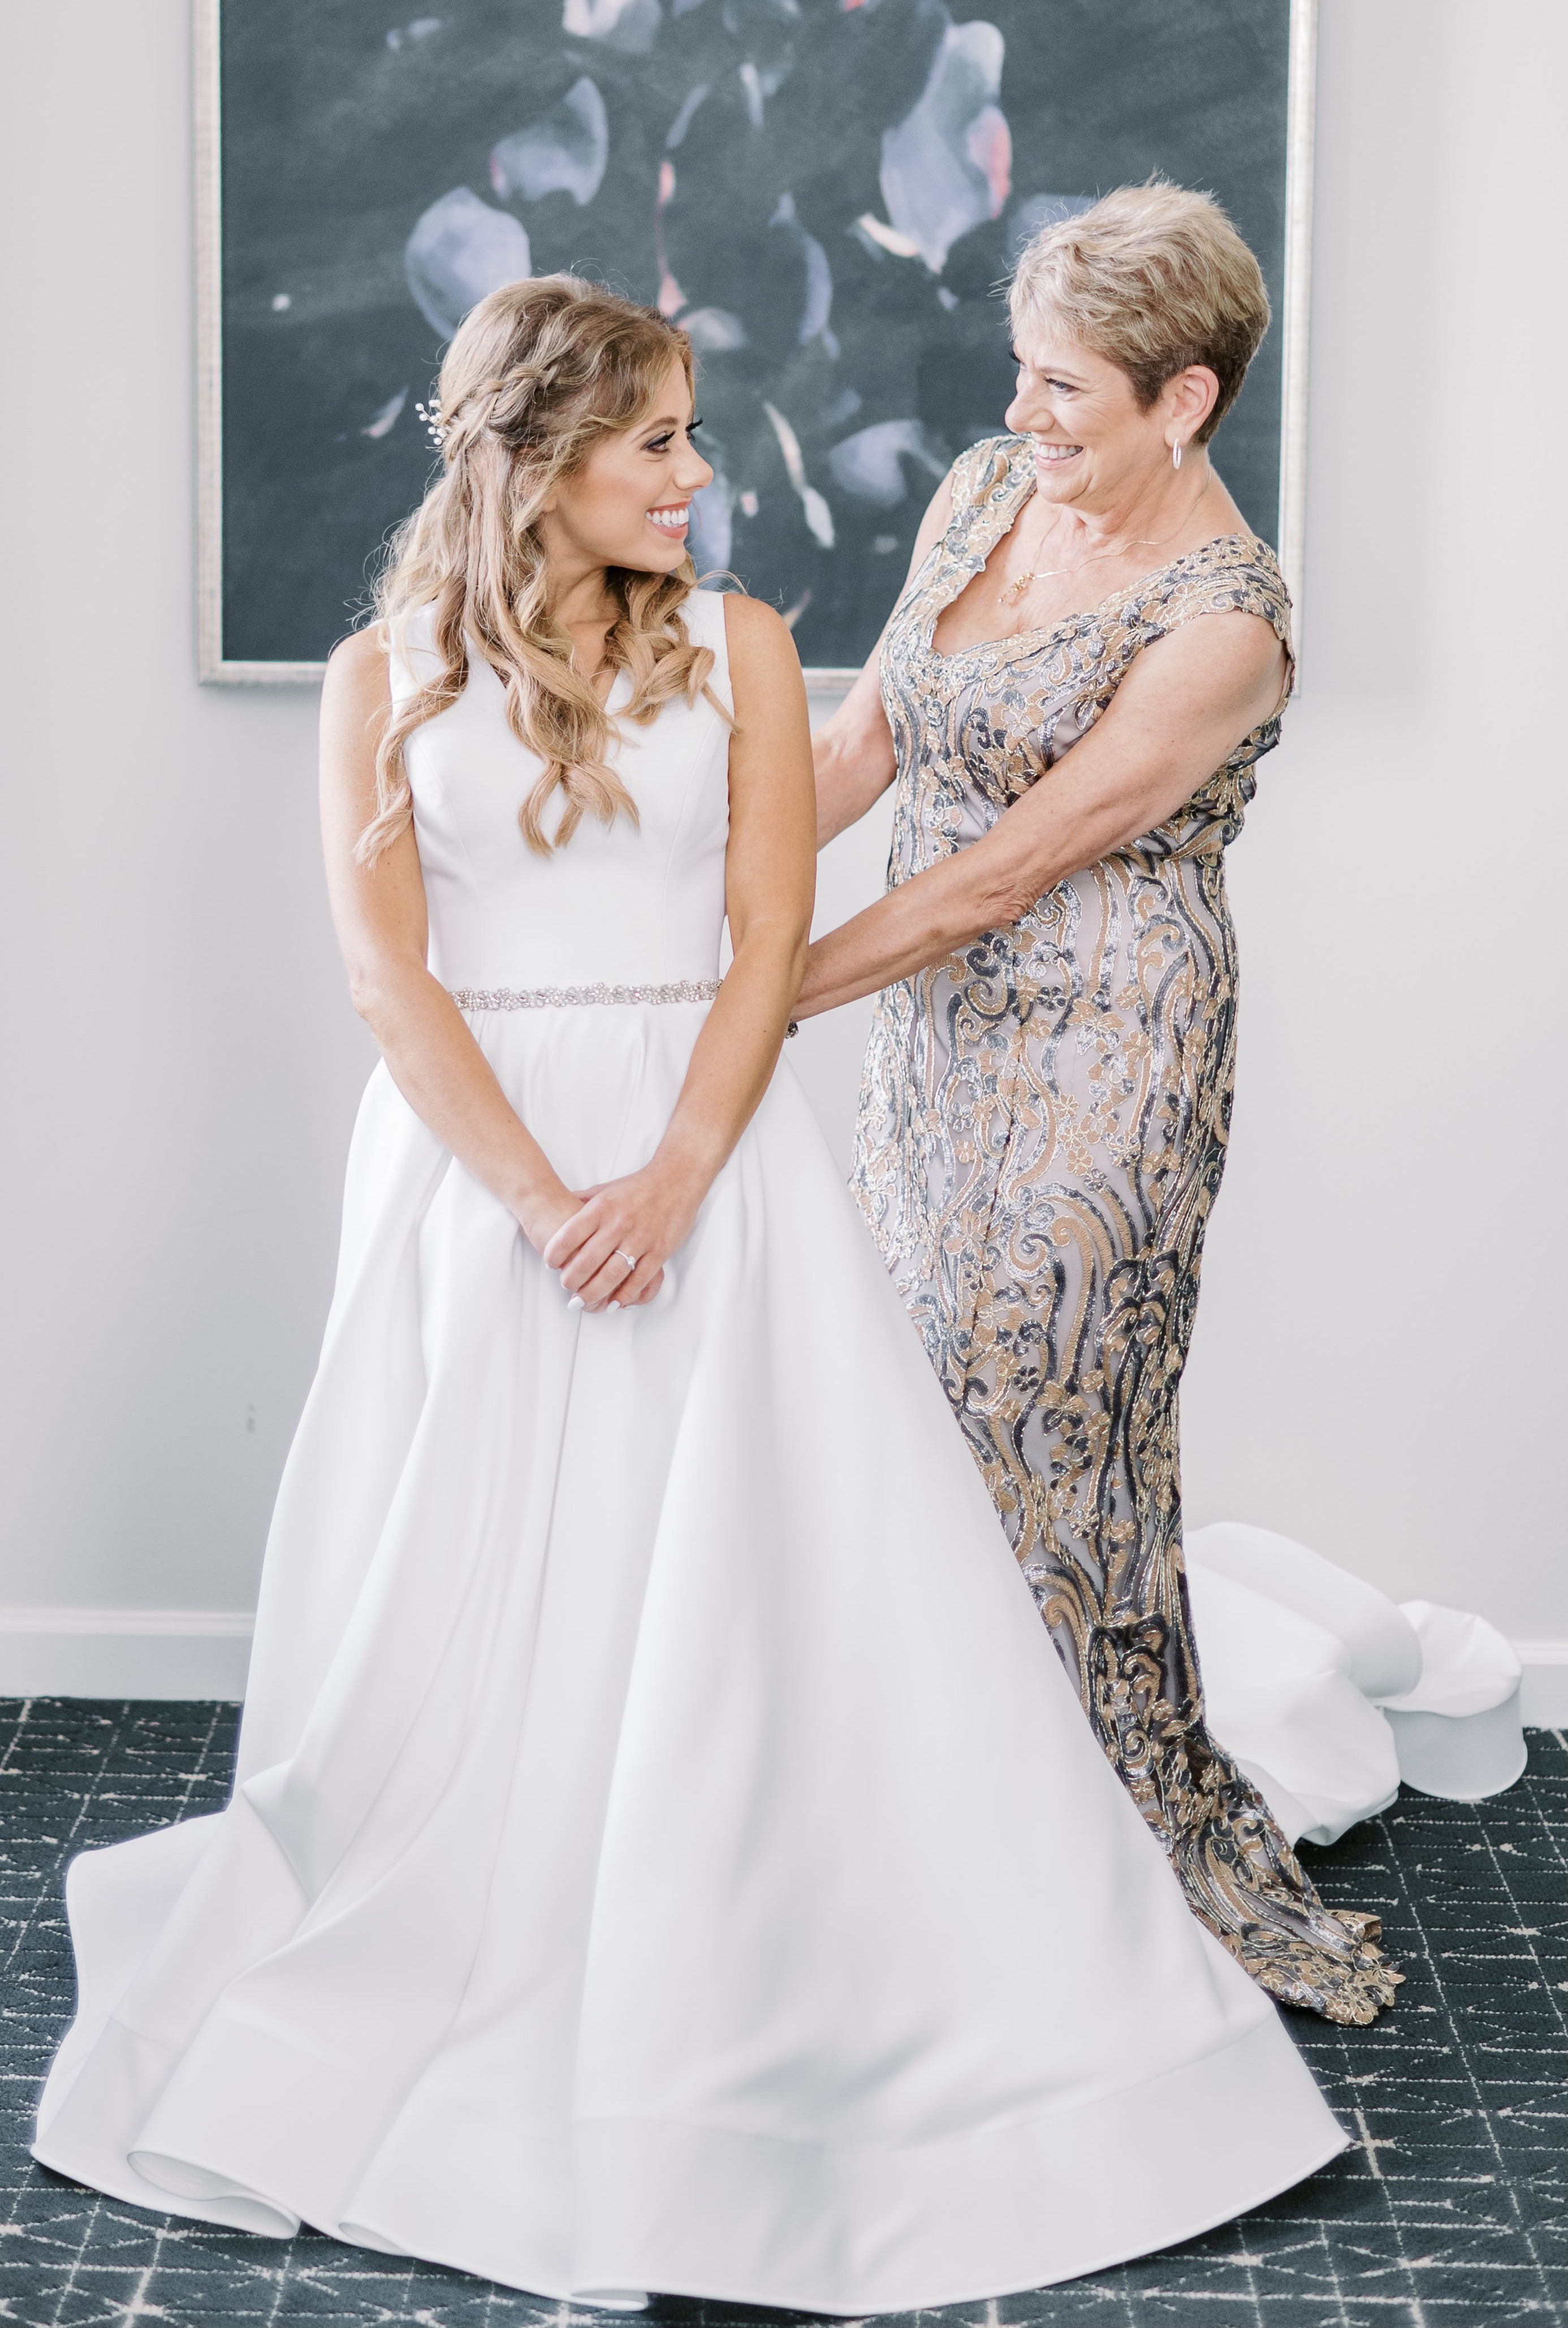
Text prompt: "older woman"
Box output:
[[802, 184, 1396, 2025]]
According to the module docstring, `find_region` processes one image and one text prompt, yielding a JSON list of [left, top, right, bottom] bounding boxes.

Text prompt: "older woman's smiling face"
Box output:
[[1004, 321, 1206, 512]]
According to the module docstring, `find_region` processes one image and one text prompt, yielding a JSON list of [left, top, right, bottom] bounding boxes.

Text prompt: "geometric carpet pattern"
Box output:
[[1, 1699, 1563, 2328]]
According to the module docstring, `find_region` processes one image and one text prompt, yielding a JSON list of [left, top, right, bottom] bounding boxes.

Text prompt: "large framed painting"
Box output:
[[196, 0, 1315, 684]]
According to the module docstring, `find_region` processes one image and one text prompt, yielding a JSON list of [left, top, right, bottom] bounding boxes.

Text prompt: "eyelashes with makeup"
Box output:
[[1009, 354, 1078, 395], [646, 417, 703, 454]]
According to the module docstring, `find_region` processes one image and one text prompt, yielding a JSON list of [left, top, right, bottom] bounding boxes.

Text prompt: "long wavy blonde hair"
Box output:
[[359, 275, 717, 864]]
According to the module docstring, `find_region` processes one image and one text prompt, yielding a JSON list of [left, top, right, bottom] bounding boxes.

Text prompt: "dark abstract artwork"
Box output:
[[206, 0, 1296, 675]]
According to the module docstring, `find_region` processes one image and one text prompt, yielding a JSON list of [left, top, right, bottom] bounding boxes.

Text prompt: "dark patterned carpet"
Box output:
[[1, 1700, 1563, 2328]]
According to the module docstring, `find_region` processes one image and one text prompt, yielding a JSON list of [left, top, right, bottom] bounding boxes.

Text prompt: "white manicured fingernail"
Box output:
[[608, 1300, 621, 1311], [567, 1295, 584, 1311]]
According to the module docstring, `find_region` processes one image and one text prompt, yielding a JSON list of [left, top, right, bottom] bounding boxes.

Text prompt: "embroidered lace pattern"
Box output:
[[850, 434, 1399, 2027]]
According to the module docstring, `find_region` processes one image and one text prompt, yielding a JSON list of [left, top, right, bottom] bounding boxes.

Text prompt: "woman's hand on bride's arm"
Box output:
[[794, 609, 1288, 1019], [320, 628, 577, 1244]]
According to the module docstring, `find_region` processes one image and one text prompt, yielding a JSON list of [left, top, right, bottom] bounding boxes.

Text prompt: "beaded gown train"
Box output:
[[34, 588, 1345, 2310], [852, 438, 1399, 2027]]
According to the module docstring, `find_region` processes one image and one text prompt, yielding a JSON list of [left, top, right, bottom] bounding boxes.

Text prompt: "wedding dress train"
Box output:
[[34, 590, 1345, 2310]]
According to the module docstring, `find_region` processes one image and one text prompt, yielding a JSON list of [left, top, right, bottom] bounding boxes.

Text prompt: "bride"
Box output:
[[34, 275, 1346, 2311]]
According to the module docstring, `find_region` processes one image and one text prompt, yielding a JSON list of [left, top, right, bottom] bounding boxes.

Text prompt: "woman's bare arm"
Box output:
[[795, 610, 1287, 1018], [813, 473, 955, 848], [545, 594, 816, 1308], [319, 629, 581, 1254]]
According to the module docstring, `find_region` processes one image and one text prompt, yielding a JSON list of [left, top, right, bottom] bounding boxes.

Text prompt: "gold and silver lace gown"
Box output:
[[851, 437, 1398, 2025]]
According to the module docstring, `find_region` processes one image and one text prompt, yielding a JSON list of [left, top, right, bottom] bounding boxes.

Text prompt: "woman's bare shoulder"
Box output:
[[319, 627, 393, 768], [717, 591, 794, 646], [718, 591, 803, 684], [715, 594, 811, 745], [324, 623, 390, 700]]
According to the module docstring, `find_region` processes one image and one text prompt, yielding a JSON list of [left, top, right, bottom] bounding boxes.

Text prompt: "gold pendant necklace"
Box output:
[[1001, 478, 1212, 606], [1000, 539, 1159, 604]]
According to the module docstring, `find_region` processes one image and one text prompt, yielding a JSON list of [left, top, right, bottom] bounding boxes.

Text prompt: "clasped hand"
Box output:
[[536, 1163, 701, 1312]]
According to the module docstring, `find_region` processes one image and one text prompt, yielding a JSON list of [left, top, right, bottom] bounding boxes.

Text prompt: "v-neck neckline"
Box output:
[[925, 442, 1260, 668]]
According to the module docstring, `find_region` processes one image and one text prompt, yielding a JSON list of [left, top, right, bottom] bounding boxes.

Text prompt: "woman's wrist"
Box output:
[[791, 931, 868, 1019], [511, 1174, 579, 1251], [791, 937, 831, 1017], [645, 1135, 716, 1217]]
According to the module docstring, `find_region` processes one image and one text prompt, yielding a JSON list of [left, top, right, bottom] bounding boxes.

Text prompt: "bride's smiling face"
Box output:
[[538, 356, 714, 576]]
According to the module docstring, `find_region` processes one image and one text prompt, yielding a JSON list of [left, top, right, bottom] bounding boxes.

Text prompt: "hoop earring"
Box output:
[[1172, 439, 1183, 471]]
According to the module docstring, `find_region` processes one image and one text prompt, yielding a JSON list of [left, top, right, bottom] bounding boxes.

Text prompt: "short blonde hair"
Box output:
[[1010, 182, 1270, 443]]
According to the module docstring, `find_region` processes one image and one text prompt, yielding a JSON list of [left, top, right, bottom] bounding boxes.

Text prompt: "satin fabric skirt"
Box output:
[[34, 1007, 1345, 2311]]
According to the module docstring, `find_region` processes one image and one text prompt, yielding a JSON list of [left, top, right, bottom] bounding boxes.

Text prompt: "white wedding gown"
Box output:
[[34, 590, 1345, 2311]]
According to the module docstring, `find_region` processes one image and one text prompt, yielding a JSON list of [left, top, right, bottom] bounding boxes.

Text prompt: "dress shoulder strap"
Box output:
[[948, 433, 1016, 511], [1144, 536, 1295, 689], [1056, 536, 1297, 784], [942, 434, 1029, 552], [681, 586, 733, 715], [916, 435, 1031, 595], [385, 602, 441, 710], [1086, 536, 1296, 771]]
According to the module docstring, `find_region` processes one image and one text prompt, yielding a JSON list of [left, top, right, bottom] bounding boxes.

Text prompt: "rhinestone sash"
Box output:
[[450, 978, 720, 1012]]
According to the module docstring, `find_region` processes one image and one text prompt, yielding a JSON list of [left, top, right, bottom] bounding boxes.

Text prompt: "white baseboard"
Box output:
[[1516, 1642, 1568, 1726], [0, 1608, 254, 1701], [1, 1609, 1566, 1723]]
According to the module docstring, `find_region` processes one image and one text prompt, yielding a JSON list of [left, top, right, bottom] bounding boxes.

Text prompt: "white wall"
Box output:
[[1, 5, 367, 1635], [1, 2, 1564, 1688], [1177, 0, 1568, 1645]]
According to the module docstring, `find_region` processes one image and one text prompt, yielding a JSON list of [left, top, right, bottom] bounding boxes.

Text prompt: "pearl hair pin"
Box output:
[[415, 399, 448, 451]]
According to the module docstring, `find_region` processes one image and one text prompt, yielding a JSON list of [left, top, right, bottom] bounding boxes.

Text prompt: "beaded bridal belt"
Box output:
[[450, 978, 720, 1012]]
